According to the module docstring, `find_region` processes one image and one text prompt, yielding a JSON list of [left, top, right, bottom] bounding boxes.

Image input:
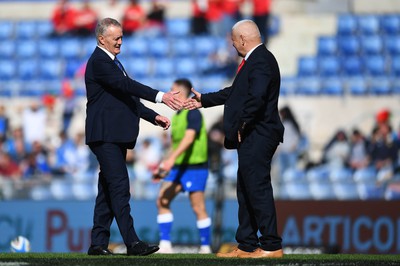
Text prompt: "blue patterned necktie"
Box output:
[[114, 57, 124, 72]]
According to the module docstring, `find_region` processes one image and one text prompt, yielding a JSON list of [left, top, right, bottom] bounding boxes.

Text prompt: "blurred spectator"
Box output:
[[0, 105, 9, 143], [206, 0, 224, 37], [122, 0, 146, 35], [73, 0, 98, 37], [348, 129, 370, 170], [0, 150, 21, 180], [251, 0, 272, 43], [145, 0, 167, 36], [22, 101, 47, 145], [207, 116, 224, 173], [321, 129, 351, 169], [98, 0, 124, 21], [51, 0, 77, 37], [368, 123, 398, 185], [191, 0, 208, 35], [50, 131, 75, 176], [60, 80, 78, 133], [220, 0, 243, 35], [2, 127, 31, 164], [20, 141, 51, 179], [277, 106, 301, 176]]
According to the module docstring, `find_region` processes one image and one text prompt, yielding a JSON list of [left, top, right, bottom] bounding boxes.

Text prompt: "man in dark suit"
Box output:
[[185, 20, 284, 258], [85, 17, 181, 256]]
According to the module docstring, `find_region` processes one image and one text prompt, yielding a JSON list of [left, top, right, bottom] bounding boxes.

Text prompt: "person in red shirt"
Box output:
[[206, 0, 224, 36], [220, 0, 243, 35], [51, 0, 77, 37], [74, 0, 98, 36], [122, 0, 146, 35], [191, 0, 208, 35], [252, 0, 272, 43]]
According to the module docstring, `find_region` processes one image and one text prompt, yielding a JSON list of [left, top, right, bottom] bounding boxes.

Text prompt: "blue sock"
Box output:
[[157, 213, 173, 241], [197, 217, 211, 246]]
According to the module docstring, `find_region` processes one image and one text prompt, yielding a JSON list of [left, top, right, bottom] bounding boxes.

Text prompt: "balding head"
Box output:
[[231, 20, 262, 57]]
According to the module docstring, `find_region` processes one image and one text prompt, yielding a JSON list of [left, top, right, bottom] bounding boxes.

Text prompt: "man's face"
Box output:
[[100, 25, 123, 56], [231, 31, 245, 57]]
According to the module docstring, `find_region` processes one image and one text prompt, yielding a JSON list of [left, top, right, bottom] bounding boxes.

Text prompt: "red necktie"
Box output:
[[237, 58, 245, 74]]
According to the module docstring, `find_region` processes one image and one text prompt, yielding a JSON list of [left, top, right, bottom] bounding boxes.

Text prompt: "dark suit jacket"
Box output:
[[201, 44, 284, 149], [85, 46, 159, 148]]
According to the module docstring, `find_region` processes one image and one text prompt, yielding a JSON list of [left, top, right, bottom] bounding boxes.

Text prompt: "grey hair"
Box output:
[[95, 18, 121, 42]]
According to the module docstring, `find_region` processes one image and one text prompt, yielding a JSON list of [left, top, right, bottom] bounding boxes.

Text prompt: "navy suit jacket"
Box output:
[[85, 47, 159, 148], [201, 44, 284, 149]]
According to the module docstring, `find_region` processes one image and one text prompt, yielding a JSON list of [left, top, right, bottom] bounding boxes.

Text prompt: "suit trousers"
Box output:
[[236, 130, 282, 252], [89, 142, 139, 248]]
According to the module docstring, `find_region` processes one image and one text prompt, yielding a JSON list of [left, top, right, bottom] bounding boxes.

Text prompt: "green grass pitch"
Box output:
[[0, 253, 400, 266]]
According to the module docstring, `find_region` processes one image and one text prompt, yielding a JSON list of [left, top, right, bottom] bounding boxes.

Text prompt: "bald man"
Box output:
[[185, 20, 284, 258]]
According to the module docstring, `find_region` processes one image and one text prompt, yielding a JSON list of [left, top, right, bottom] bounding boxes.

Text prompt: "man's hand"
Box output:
[[183, 88, 202, 110], [162, 91, 182, 111], [155, 115, 171, 130]]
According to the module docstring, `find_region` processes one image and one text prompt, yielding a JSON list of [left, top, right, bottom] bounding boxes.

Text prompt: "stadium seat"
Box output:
[[297, 56, 318, 76], [391, 55, 400, 76], [384, 36, 400, 55], [15, 20, 37, 39], [0, 40, 15, 59], [353, 167, 377, 183], [64, 59, 85, 78], [0, 20, 14, 39], [384, 182, 400, 200], [125, 56, 152, 79], [172, 37, 194, 57], [363, 55, 387, 76], [391, 78, 400, 94], [81, 37, 97, 58], [296, 77, 321, 95], [0, 60, 17, 80], [174, 57, 198, 78], [321, 77, 344, 95], [152, 77, 175, 92], [0, 80, 20, 97], [345, 76, 368, 95], [152, 58, 174, 77], [36, 20, 54, 37], [59, 38, 82, 59], [193, 36, 218, 56], [357, 182, 385, 200], [268, 15, 281, 37], [148, 37, 170, 57], [318, 56, 341, 76], [17, 59, 39, 80], [39, 59, 64, 80], [317, 36, 338, 56], [124, 37, 149, 57], [360, 35, 383, 55], [333, 182, 360, 200], [337, 14, 358, 36], [369, 76, 392, 95], [280, 181, 312, 200], [38, 39, 59, 58], [338, 36, 360, 56], [280, 76, 297, 95], [380, 14, 400, 35], [329, 167, 353, 182], [358, 15, 380, 35], [198, 75, 226, 93], [309, 180, 336, 200], [16, 40, 37, 58], [306, 166, 330, 182], [341, 56, 363, 76], [165, 18, 191, 37], [50, 179, 73, 200], [282, 168, 306, 182]]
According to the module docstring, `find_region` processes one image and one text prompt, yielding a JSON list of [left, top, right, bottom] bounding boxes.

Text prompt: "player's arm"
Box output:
[[162, 129, 196, 171]]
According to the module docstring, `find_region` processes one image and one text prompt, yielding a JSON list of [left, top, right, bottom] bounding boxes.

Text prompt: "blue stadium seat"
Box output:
[[329, 167, 353, 182], [174, 57, 198, 78], [317, 36, 337, 56], [60, 38, 82, 59], [358, 182, 385, 200], [309, 180, 336, 200], [125, 57, 152, 79], [337, 14, 358, 36], [360, 35, 383, 55], [333, 182, 359, 200], [36, 20, 54, 37], [338, 36, 360, 56], [17, 59, 39, 80], [38, 39, 59, 58], [369, 76, 392, 95], [268, 15, 281, 36], [363, 55, 387, 76], [341, 56, 363, 76], [0, 40, 15, 59], [50, 180, 73, 200], [384, 36, 400, 55], [345, 76, 368, 95], [153, 77, 175, 92], [39, 59, 64, 80], [391, 55, 400, 75], [353, 167, 377, 183], [380, 14, 400, 35], [0, 20, 14, 39], [0, 60, 17, 80], [283, 168, 306, 182], [296, 77, 321, 95], [81, 37, 97, 58], [124, 37, 149, 57], [384, 182, 400, 200], [280, 181, 312, 200], [280, 76, 297, 95], [19, 79, 46, 96], [318, 56, 341, 76], [321, 78, 344, 95], [15, 20, 37, 39], [193, 36, 218, 56], [16, 40, 37, 58], [166, 18, 191, 37], [297, 56, 318, 76], [64, 59, 85, 78], [152, 58, 174, 77], [358, 15, 380, 35], [198, 75, 226, 93], [148, 37, 170, 57], [392, 78, 400, 94], [172, 37, 194, 57]]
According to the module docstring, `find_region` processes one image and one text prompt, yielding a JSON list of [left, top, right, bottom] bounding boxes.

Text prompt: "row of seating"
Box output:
[[337, 13, 400, 36]]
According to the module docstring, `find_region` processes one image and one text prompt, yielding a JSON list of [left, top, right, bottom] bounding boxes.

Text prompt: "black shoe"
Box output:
[[127, 241, 159, 256], [87, 246, 113, 256]]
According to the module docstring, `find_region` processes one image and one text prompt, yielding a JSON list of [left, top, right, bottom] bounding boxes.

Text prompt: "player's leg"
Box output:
[[189, 191, 212, 254], [156, 181, 181, 253]]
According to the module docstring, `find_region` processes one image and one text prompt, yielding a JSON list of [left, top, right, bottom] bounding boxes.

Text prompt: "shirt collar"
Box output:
[[244, 43, 263, 61], [97, 45, 116, 60]]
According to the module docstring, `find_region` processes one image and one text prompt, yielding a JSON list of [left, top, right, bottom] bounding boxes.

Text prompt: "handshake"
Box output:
[[162, 88, 203, 111]]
